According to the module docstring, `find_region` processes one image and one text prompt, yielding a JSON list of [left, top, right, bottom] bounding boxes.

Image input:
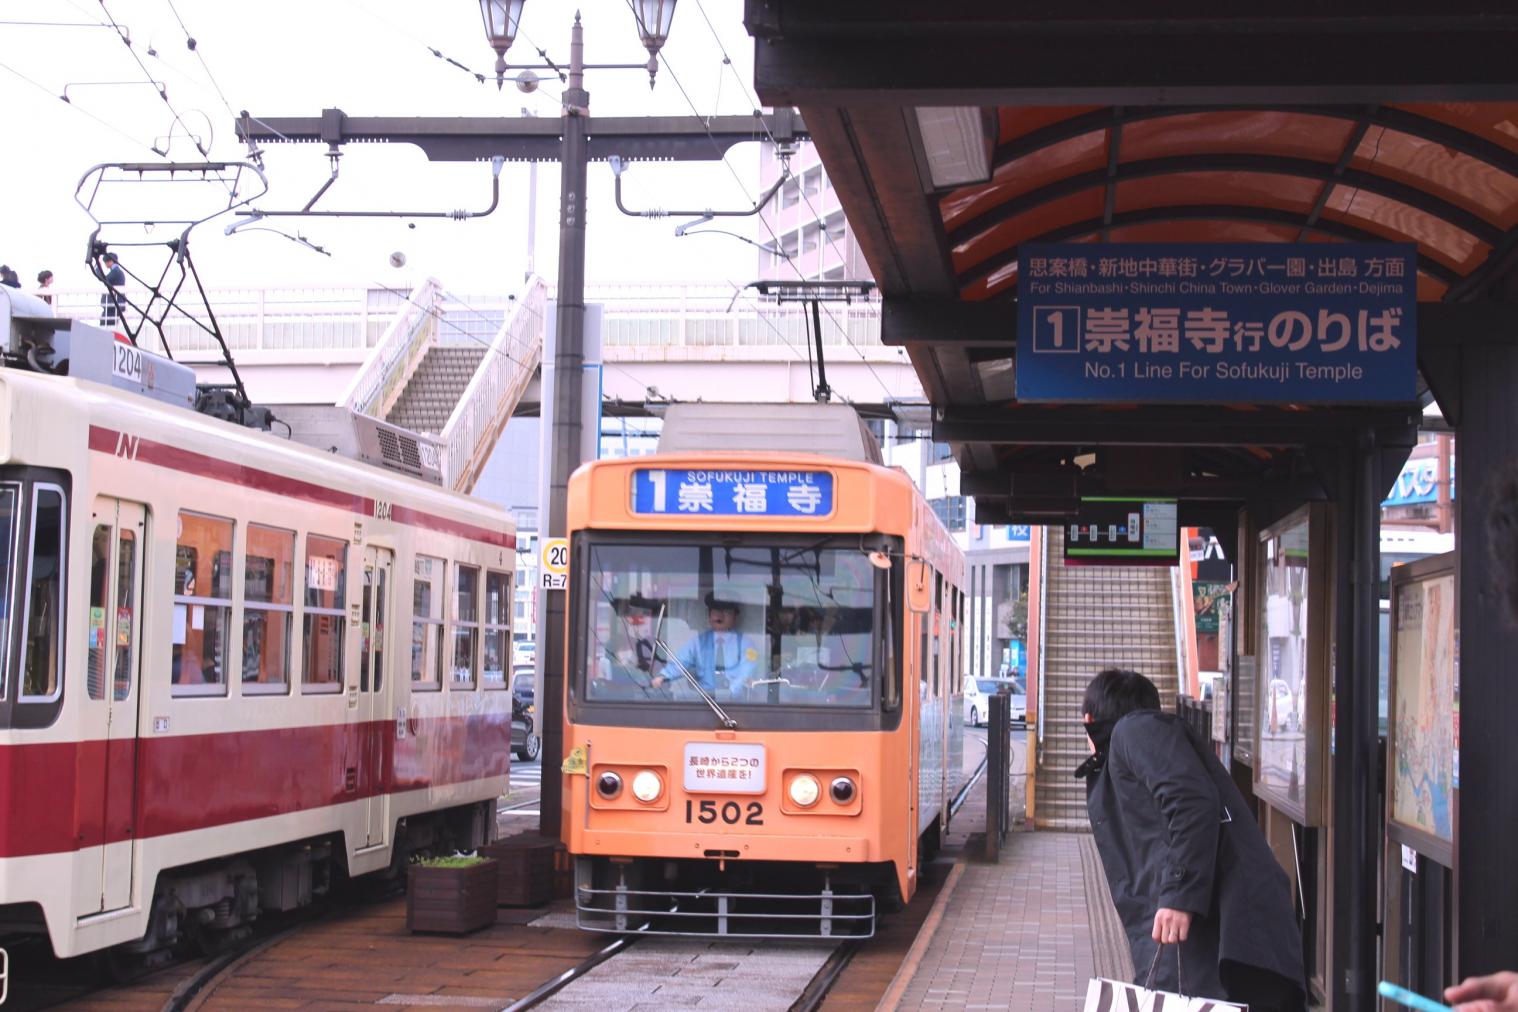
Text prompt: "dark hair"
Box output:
[[703, 592, 739, 613], [102, 253, 118, 264], [36, 270, 52, 285], [1082, 668, 1161, 723], [1487, 461, 1518, 626]]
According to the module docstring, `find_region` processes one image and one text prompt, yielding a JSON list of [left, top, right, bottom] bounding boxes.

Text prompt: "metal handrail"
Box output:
[[1036, 524, 1049, 748], [339, 277, 442, 417], [440, 276, 547, 492]]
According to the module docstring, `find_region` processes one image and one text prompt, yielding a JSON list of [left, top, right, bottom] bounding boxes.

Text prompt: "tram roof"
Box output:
[[744, 2, 1518, 529]]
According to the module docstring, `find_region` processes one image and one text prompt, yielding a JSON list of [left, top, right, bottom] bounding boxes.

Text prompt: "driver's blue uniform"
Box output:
[[673, 631, 758, 696]]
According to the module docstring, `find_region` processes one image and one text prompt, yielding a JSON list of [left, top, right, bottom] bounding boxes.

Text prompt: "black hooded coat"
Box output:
[[1084, 710, 1306, 1000]]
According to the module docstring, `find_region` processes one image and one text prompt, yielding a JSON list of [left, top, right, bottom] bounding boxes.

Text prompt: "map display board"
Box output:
[[1387, 554, 1457, 865]]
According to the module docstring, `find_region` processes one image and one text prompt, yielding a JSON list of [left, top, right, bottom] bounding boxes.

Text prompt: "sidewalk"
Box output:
[[880, 739, 1132, 1011]]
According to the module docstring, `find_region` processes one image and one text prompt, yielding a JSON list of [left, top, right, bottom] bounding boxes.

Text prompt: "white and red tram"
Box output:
[[0, 299, 517, 961]]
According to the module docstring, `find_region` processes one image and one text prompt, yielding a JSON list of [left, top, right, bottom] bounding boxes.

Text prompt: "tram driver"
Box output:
[[651, 592, 759, 698]]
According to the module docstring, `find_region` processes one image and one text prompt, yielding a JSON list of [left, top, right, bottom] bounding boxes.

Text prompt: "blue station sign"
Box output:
[[631, 468, 834, 517], [1015, 243, 1418, 403]]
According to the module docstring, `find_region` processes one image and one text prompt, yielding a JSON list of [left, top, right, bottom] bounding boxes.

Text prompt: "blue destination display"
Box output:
[[1016, 242, 1418, 403], [631, 468, 835, 517]]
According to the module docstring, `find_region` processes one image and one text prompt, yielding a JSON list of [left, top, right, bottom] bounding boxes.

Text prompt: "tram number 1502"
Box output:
[[684, 800, 763, 826]]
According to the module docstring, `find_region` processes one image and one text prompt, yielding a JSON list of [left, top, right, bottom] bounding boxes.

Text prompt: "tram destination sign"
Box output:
[[1016, 242, 1418, 403], [631, 468, 834, 518]]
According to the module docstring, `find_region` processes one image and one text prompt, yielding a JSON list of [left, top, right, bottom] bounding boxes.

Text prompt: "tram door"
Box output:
[[78, 498, 146, 916], [359, 547, 394, 848]]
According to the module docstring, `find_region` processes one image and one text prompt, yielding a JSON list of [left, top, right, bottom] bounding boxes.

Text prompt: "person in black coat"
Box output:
[[1078, 668, 1307, 1011]]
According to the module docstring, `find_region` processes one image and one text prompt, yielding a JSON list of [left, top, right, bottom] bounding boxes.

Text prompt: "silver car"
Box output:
[[963, 676, 1026, 727]]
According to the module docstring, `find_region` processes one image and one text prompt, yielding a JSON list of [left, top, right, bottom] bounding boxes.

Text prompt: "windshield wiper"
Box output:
[[653, 638, 738, 730]]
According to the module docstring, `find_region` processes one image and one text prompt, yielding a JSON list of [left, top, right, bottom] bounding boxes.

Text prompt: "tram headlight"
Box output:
[[630, 769, 663, 803], [788, 773, 821, 808], [596, 771, 623, 799], [830, 776, 856, 804]]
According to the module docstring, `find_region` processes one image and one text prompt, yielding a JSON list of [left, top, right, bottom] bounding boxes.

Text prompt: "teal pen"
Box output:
[[1379, 981, 1454, 1012]]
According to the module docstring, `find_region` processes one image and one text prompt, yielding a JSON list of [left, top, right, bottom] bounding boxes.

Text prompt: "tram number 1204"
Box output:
[[685, 800, 763, 826]]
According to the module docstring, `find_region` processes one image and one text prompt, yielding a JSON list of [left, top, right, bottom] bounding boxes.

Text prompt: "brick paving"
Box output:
[[890, 831, 1132, 1011]]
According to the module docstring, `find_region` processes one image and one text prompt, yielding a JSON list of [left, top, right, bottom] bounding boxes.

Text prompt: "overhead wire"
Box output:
[[0, 59, 161, 158], [631, 0, 895, 402], [97, 0, 209, 157], [161, 0, 239, 123]]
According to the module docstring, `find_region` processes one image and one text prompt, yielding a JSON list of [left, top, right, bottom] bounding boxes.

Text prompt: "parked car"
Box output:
[[512, 640, 536, 666], [511, 694, 540, 761], [512, 664, 535, 709], [1267, 677, 1300, 734], [963, 676, 1026, 727]]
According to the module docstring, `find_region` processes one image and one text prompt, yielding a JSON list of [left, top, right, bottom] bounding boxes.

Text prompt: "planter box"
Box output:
[[406, 859, 499, 934], [481, 836, 557, 907]]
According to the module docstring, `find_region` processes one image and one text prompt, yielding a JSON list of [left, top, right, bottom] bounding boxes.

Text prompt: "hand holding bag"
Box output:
[[1081, 944, 1248, 1012]]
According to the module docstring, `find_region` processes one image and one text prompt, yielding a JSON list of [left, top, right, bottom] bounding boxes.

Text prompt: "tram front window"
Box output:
[[582, 541, 882, 708]]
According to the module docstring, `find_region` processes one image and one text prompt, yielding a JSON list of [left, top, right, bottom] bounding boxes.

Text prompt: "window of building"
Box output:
[[451, 564, 479, 688], [412, 555, 444, 690], [244, 524, 295, 693], [302, 534, 346, 691], [930, 496, 967, 532], [172, 511, 233, 696], [483, 570, 511, 688]]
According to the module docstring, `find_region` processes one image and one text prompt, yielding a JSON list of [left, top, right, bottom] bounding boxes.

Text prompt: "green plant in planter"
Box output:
[[414, 854, 489, 869]]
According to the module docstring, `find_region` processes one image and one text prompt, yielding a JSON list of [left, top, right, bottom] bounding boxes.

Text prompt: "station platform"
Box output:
[[875, 731, 1134, 1011]]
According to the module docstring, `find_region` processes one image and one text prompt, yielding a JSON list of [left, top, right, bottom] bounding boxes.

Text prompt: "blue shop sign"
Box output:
[[1383, 455, 1455, 507], [1016, 243, 1418, 404], [631, 468, 834, 517]]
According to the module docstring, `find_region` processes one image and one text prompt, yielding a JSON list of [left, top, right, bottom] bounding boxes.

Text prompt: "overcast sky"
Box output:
[[0, 0, 772, 295]]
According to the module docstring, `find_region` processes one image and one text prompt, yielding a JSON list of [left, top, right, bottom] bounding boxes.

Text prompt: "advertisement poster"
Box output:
[[1390, 573, 1456, 855]]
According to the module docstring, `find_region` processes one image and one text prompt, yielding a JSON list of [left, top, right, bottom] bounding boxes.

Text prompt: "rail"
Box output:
[[440, 275, 547, 493], [1036, 524, 1049, 749], [339, 278, 442, 418]]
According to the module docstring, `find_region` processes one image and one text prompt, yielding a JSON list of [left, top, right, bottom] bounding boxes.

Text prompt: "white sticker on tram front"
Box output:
[[683, 741, 765, 794]]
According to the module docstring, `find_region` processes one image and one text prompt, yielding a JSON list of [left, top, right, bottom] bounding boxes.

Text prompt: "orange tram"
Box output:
[[559, 405, 966, 938]]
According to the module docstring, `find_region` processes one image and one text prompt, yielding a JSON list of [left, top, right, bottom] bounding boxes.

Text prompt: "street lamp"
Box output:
[[629, 0, 678, 86], [475, 0, 678, 840], [479, 0, 678, 89], [478, 0, 526, 88]]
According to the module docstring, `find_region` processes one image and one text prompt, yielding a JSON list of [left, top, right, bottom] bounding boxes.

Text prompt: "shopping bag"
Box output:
[[1081, 977, 1246, 1012], [1082, 944, 1247, 1012]]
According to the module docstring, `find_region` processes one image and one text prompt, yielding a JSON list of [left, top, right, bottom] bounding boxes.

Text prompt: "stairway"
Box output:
[[1033, 535, 1182, 831], [385, 345, 488, 436]]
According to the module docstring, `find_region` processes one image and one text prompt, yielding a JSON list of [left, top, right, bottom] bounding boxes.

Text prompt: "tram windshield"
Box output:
[[580, 540, 883, 708]]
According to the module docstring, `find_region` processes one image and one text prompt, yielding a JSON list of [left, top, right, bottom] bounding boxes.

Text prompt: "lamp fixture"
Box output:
[[628, 0, 678, 88], [478, 0, 527, 89]]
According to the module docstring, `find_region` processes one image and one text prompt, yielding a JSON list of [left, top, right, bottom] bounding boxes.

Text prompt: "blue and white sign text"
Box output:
[[632, 469, 834, 518], [1016, 243, 1418, 403]]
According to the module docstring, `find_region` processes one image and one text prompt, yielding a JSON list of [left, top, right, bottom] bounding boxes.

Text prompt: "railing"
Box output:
[[1036, 525, 1049, 750], [339, 278, 443, 418], [441, 276, 547, 493], [49, 284, 402, 357]]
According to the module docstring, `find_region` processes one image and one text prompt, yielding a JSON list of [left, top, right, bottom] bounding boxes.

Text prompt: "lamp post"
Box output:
[[478, 0, 678, 840]]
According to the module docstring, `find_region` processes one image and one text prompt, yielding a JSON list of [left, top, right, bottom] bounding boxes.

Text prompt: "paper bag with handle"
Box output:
[[1082, 944, 1248, 1012]]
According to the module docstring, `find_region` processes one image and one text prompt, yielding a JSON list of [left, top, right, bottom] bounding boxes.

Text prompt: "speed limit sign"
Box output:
[[540, 537, 569, 590]]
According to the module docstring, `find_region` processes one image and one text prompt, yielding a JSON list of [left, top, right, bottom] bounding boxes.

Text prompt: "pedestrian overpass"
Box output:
[[47, 277, 921, 494]]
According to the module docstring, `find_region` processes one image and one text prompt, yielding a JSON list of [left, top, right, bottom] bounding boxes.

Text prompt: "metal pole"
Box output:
[[540, 13, 590, 841], [524, 107, 538, 283], [810, 298, 831, 402]]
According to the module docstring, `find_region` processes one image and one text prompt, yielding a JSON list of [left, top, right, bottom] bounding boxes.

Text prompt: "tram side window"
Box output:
[[244, 525, 295, 693], [20, 486, 66, 701], [451, 564, 479, 688], [412, 555, 444, 691], [0, 485, 16, 702], [301, 535, 346, 691], [482, 570, 510, 688], [172, 511, 233, 696], [88, 525, 110, 700]]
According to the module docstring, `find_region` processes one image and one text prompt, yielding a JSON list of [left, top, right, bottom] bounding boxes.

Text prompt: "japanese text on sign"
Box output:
[[632, 469, 834, 518], [683, 741, 766, 794], [1016, 243, 1418, 404]]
